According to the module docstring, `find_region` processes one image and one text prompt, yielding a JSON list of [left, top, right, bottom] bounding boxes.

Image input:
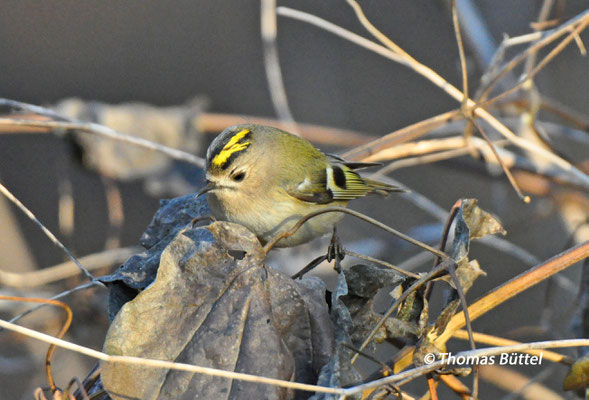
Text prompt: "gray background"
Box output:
[[0, 1, 587, 398]]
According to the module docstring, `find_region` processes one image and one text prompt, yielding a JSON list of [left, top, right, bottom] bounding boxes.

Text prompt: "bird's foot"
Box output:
[[290, 228, 345, 280], [327, 227, 345, 273]]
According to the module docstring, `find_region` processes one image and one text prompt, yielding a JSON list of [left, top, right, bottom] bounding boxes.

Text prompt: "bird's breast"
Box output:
[[206, 188, 346, 247]]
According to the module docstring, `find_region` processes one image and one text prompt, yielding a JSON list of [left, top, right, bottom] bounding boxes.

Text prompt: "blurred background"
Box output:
[[0, 1, 587, 398]]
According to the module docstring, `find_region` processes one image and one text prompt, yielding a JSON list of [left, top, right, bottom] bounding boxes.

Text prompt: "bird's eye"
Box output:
[[232, 171, 246, 182]]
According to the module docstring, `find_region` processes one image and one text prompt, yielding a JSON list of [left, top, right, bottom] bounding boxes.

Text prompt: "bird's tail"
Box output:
[[363, 178, 407, 196]]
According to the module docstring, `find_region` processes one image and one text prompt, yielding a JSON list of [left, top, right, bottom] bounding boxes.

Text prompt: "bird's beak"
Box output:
[[196, 181, 217, 198]]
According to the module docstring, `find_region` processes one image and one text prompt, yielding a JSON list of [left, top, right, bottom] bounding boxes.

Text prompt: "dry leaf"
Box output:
[[102, 221, 333, 400]]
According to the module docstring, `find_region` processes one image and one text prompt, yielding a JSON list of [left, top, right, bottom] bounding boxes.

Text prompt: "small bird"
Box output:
[[198, 124, 403, 248]]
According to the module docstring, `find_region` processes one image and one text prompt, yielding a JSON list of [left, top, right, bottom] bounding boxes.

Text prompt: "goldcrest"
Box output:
[[198, 124, 402, 248]]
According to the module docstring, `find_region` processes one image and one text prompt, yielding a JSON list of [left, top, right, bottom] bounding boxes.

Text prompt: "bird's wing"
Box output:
[[284, 166, 334, 204], [285, 162, 375, 204], [326, 154, 406, 196], [326, 164, 375, 200], [286, 155, 403, 204]]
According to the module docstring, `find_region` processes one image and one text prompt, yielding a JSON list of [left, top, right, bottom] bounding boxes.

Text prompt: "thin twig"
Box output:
[[0, 117, 206, 168], [475, 32, 538, 100], [343, 110, 461, 161], [436, 241, 589, 346], [451, 0, 469, 110], [0, 296, 73, 392], [537, 96, 589, 131], [477, 10, 589, 101], [393, 241, 589, 373], [262, 206, 448, 259], [290, 254, 327, 280], [480, 364, 560, 400], [0, 98, 69, 121], [360, 136, 469, 163], [184, 112, 378, 146], [450, 0, 498, 68], [451, 329, 572, 364], [0, 247, 139, 288], [345, 0, 413, 60], [346, 339, 589, 395], [344, 249, 420, 279], [453, 0, 526, 208], [351, 260, 453, 364], [478, 17, 589, 111], [341, 342, 393, 376], [0, 108, 377, 148], [367, 134, 586, 190], [445, 262, 479, 398], [5, 281, 101, 329], [0, 318, 345, 396], [278, 7, 589, 188], [260, 0, 299, 132], [524, 0, 555, 76], [470, 118, 529, 202], [426, 374, 438, 400], [371, 175, 557, 276], [431, 199, 479, 397], [65, 377, 90, 400], [3, 315, 586, 397], [377, 147, 473, 174], [438, 374, 472, 400], [348, 0, 585, 201], [410, 115, 589, 146], [0, 182, 99, 284]]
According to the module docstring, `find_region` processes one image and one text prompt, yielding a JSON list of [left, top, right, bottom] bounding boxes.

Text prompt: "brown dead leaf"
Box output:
[[102, 221, 333, 400]]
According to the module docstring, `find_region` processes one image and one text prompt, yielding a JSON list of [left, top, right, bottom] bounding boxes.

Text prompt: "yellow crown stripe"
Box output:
[[212, 129, 251, 167]]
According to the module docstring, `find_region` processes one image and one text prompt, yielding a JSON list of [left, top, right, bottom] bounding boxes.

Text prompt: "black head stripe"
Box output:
[[332, 166, 347, 189], [207, 128, 252, 169]]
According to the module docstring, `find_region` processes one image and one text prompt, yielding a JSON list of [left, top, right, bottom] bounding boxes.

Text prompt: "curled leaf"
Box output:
[[311, 270, 362, 400], [459, 198, 506, 242], [100, 194, 209, 319], [102, 221, 333, 400], [451, 198, 506, 262]]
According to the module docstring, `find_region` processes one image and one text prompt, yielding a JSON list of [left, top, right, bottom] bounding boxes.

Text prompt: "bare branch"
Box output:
[[260, 0, 299, 133], [0, 247, 139, 288], [278, 7, 589, 189], [347, 338, 589, 395], [263, 206, 448, 259], [0, 117, 206, 168], [0, 317, 345, 396], [0, 182, 99, 284]]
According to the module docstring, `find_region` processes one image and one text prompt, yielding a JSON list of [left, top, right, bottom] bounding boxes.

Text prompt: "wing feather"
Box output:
[[286, 156, 404, 204], [285, 167, 334, 204]]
